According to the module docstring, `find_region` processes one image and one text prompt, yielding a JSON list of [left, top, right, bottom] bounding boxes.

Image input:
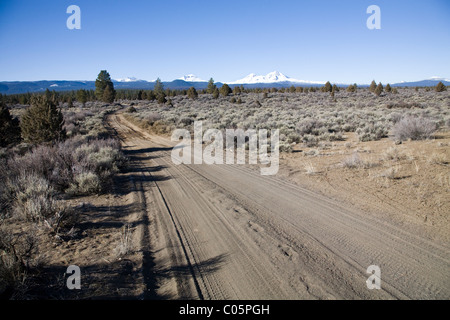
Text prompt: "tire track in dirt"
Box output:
[[109, 113, 450, 300]]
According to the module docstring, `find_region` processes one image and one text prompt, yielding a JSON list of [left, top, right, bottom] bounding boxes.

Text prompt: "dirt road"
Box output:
[[108, 113, 450, 300]]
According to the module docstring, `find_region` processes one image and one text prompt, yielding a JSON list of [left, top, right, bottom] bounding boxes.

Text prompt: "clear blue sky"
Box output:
[[0, 0, 449, 84]]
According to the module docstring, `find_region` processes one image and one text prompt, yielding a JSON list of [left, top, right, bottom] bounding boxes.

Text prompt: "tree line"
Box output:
[[1, 70, 447, 107]]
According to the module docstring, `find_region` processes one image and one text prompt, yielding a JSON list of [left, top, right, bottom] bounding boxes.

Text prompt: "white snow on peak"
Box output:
[[50, 84, 59, 87], [429, 76, 450, 82], [178, 74, 207, 82], [228, 71, 325, 85], [115, 77, 144, 82]]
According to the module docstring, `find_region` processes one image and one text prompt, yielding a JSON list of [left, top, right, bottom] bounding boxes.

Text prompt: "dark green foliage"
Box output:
[[76, 89, 88, 106], [95, 70, 115, 103], [220, 84, 232, 97], [233, 86, 241, 95], [102, 85, 115, 104], [207, 78, 217, 94], [67, 96, 74, 108], [187, 87, 198, 100], [0, 101, 21, 147], [20, 95, 65, 144], [147, 90, 156, 101], [435, 81, 447, 92], [154, 78, 164, 95], [322, 81, 332, 93], [212, 88, 219, 99]]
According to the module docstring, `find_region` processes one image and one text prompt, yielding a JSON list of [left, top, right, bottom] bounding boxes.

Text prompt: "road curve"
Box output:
[[108, 113, 450, 300]]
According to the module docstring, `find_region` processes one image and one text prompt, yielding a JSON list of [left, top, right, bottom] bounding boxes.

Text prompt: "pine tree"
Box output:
[[20, 95, 65, 144], [220, 84, 232, 97], [435, 81, 447, 92], [207, 78, 217, 94], [347, 84, 356, 93], [233, 86, 241, 95], [369, 80, 377, 93], [95, 70, 115, 102], [0, 101, 21, 147], [187, 87, 198, 100]]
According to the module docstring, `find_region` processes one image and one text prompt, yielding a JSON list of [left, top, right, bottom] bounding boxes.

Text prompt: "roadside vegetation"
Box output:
[[0, 70, 126, 298]]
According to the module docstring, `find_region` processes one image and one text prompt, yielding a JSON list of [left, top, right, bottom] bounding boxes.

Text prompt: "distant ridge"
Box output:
[[0, 74, 448, 94]]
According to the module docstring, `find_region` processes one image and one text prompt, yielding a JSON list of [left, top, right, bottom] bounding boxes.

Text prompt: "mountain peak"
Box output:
[[229, 71, 324, 85], [178, 74, 207, 82], [115, 77, 143, 82]]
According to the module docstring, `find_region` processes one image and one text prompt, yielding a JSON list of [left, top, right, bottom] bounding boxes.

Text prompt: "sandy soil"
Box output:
[[278, 132, 450, 244], [101, 112, 450, 300]]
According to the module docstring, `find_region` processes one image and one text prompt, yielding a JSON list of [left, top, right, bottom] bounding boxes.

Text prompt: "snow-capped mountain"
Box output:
[[228, 71, 325, 85], [114, 77, 146, 82], [177, 74, 207, 82], [429, 76, 450, 82]]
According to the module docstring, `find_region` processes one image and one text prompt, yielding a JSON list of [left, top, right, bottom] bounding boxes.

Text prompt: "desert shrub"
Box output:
[[296, 119, 323, 136], [0, 228, 38, 298], [68, 171, 101, 195], [356, 123, 388, 142], [302, 134, 319, 147], [279, 143, 293, 153], [392, 116, 436, 141], [127, 106, 137, 113]]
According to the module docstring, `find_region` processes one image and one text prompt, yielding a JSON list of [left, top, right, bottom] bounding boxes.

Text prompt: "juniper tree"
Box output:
[[322, 81, 332, 93], [212, 88, 220, 99], [369, 80, 377, 93], [207, 78, 217, 94], [0, 101, 21, 147], [103, 85, 115, 103], [187, 87, 198, 100], [153, 78, 164, 94], [436, 81, 447, 92], [385, 83, 392, 93], [76, 89, 87, 106], [20, 95, 65, 144], [374, 82, 383, 96], [347, 84, 356, 93], [220, 84, 232, 97]]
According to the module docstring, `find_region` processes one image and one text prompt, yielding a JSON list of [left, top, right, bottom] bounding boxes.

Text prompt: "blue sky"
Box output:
[[0, 0, 449, 84]]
